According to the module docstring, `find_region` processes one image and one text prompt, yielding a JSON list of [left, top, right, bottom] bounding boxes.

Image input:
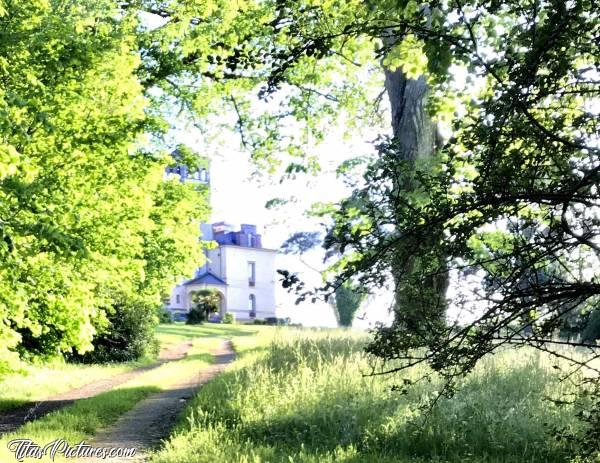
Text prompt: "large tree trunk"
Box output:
[[384, 72, 437, 162], [384, 64, 449, 328]]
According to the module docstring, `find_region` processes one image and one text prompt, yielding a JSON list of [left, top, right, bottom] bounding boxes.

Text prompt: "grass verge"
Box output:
[[151, 329, 590, 463], [0, 322, 265, 413], [0, 358, 153, 413]]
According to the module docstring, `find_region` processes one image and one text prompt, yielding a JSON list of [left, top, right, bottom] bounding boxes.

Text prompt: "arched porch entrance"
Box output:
[[185, 286, 227, 318]]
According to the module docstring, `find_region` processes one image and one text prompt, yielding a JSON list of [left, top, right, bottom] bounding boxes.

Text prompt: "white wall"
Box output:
[[204, 247, 223, 276], [167, 284, 187, 310], [166, 244, 277, 320], [221, 245, 276, 319]]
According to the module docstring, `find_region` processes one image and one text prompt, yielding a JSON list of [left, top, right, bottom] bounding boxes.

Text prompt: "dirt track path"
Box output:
[[83, 340, 235, 462], [0, 341, 193, 435]]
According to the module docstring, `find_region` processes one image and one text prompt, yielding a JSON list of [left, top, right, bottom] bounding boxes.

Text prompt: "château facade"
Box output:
[[164, 154, 278, 321], [166, 222, 277, 321]]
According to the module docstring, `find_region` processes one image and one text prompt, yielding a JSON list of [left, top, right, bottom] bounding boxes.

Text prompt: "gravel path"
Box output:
[[0, 341, 193, 435], [83, 340, 235, 462]]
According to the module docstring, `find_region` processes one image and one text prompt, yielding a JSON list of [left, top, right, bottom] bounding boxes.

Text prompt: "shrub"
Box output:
[[582, 310, 600, 344], [73, 302, 160, 363], [186, 306, 207, 325], [265, 317, 291, 326], [222, 312, 235, 324], [158, 307, 173, 324]]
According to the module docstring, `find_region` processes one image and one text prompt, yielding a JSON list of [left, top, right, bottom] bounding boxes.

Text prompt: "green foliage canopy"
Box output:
[[334, 282, 364, 327], [0, 0, 211, 371]]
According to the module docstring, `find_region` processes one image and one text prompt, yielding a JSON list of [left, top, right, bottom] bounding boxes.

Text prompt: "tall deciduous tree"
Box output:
[[253, 4, 598, 452], [334, 282, 364, 327], [0, 0, 210, 371]]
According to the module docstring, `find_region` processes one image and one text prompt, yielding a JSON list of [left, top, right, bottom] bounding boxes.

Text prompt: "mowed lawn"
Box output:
[[155, 322, 274, 352], [151, 328, 594, 463]]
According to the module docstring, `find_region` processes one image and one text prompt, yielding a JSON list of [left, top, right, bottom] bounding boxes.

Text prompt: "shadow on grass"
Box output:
[[0, 400, 27, 414], [1, 385, 161, 439], [181, 357, 571, 463], [156, 324, 257, 339], [180, 353, 214, 363], [233, 391, 565, 463]]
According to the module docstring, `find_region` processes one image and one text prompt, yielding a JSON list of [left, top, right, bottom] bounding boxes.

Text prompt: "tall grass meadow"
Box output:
[[152, 329, 591, 463]]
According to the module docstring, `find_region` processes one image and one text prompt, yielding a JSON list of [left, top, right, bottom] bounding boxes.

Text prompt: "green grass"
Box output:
[[156, 322, 278, 360], [0, 323, 272, 462], [0, 323, 267, 414], [155, 322, 266, 346], [9, 323, 591, 462], [151, 329, 593, 463], [0, 358, 150, 413]]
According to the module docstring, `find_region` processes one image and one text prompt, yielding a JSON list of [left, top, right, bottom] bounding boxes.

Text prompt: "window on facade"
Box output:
[[248, 233, 255, 247], [248, 261, 256, 286], [199, 169, 208, 182], [249, 294, 256, 316], [175, 294, 180, 304]]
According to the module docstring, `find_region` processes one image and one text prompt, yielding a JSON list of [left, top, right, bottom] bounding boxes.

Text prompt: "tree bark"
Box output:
[[383, 61, 449, 326], [384, 72, 437, 163]]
